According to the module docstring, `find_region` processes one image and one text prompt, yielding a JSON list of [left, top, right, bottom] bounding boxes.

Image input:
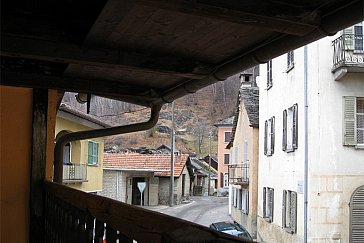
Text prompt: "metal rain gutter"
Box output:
[[159, 0, 362, 104], [53, 104, 163, 183]]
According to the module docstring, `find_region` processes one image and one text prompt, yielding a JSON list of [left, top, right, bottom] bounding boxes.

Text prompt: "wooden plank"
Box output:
[[1, 35, 211, 79], [135, 0, 318, 36], [44, 181, 249, 243], [1, 71, 163, 107], [30, 89, 48, 243]]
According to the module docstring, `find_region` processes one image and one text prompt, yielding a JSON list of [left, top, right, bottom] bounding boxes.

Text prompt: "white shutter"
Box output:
[[263, 187, 266, 217], [283, 110, 287, 151], [282, 190, 287, 228], [293, 104, 298, 149], [264, 121, 268, 155], [350, 185, 364, 243], [343, 96, 357, 145], [290, 191, 297, 234], [344, 27, 354, 50]]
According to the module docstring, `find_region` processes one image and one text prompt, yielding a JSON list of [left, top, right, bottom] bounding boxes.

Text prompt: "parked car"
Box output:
[[209, 221, 253, 241]]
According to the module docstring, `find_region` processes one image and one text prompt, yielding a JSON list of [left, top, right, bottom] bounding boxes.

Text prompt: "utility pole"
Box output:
[[208, 131, 212, 196], [170, 101, 175, 207]]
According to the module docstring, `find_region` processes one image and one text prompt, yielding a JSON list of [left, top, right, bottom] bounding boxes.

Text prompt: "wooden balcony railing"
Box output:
[[43, 180, 251, 243], [63, 163, 87, 183], [332, 34, 364, 72], [228, 164, 249, 187]]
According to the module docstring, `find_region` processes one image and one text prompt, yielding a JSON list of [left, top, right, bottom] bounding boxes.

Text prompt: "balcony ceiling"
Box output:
[[1, 0, 363, 107]]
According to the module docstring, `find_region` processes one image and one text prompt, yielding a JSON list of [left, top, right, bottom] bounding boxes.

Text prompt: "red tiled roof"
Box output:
[[103, 153, 189, 177]]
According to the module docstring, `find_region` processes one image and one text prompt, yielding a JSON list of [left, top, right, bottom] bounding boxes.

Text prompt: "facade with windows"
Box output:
[[227, 83, 259, 239], [257, 22, 364, 242], [215, 117, 234, 189], [55, 103, 108, 193]]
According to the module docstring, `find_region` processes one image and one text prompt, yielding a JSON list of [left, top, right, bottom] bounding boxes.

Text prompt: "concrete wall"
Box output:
[[229, 96, 259, 239], [55, 116, 104, 192], [100, 170, 159, 206], [258, 29, 364, 243], [217, 126, 233, 188]]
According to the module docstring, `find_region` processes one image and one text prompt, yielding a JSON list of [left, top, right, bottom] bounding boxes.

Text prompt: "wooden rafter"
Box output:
[[2, 35, 212, 80], [135, 0, 319, 36]]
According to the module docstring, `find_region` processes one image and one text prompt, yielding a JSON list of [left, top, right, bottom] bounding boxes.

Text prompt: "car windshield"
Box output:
[[215, 223, 238, 231]]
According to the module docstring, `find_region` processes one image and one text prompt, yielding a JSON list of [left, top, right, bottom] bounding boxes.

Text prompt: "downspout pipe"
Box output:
[[54, 104, 163, 183], [160, 0, 362, 103], [303, 45, 309, 243]]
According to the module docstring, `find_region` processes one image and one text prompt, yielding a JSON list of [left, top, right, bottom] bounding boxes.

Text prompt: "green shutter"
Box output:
[[94, 142, 99, 164], [88, 141, 92, 164], [343, 96, 356, 145]]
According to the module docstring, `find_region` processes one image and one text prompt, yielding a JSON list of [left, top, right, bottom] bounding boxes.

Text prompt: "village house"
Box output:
[[187, 155, 218, 196], [56, 103, 109, 193], [257, 22, 364, 242], [215, 116, 234, 190], [227, 67, 260, 240], [99, 153, 191, 206]]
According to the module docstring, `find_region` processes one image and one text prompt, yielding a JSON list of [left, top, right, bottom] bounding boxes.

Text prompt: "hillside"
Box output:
[[62, 74, 240, 156]]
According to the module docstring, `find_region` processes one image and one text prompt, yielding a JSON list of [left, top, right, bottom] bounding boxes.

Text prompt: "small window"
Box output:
[[283, 104, 298, 152], [267, 60, 273, 89], [343, 97, 364, 146], [224, 131, 231, 142], [237, 189, 242, 210], [88, 141, 99, 165], [263, 187, 274, 223], [264, 117, 275, 156], [224, 153, 230, 164], [282, 190, 297, 234], [223, 173, 229, 188], [242, 189, 249, 215], [287, 51, 294, 71]]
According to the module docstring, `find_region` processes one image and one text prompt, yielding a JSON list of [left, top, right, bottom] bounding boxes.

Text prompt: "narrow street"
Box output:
[[148, 196, 232, 227]]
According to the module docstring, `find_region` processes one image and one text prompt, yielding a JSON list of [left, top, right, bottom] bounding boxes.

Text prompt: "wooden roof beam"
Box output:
[[1, 35, 212, 80], [1, 71, 163, 107], [136, 0, 319, 36]]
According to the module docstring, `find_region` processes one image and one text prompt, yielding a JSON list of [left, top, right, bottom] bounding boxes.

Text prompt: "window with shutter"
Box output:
[[88, 141, 99, 165], [264, 117, 275, 156], [293, 104, 298, 149], [354, 24, 363, 51], [263, 187, 274, 223], [271, 117, 275, 154], [343, 96, 357, 146], [344, 27, 355, 50], [267, 60, 273, 89], [283, 110, 287, 151], [238, 189, 242, 210], [287, 51, 294, 71], [282, 190, 297, 234], [357, 98, 364, 145], [264, 121, 268, 155], [283, 104, 298, 152], [350, 185, 364, 242]]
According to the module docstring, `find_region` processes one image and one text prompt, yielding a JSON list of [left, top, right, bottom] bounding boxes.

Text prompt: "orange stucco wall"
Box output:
[[1, 86, 33, 243]]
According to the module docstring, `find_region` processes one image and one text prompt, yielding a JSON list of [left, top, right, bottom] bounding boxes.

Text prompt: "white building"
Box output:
[[257, 22, 364, 243]]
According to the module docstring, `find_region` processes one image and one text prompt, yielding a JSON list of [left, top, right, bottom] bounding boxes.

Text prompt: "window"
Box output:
[[283, 104, 298, 152], [343, 97, 364, 147], [282, 190, 297, 234], [264, 117, 275, 156], [344, 24, 364, 51], [242, 189, 249, 215], [223, 173, 229, 188], [287, 51, 294, 71], [237, 189, 242, 210], [88, 141, 99, 165], [263, 187, 274, 223], [63, 143, 71, 165], [224, 131, 231, 142], [267, 60, 272, 89], [224, 154, 230, 164]]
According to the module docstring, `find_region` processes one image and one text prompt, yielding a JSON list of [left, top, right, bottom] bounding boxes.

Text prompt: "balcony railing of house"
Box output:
[[228, 164, 249, 187], [63, 163, 87, 183], [332, 34, 364, 73], [43, 180, 250, 243]]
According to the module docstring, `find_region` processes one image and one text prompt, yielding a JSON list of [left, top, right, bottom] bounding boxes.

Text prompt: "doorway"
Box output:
[[132, 177, 146, 205]]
